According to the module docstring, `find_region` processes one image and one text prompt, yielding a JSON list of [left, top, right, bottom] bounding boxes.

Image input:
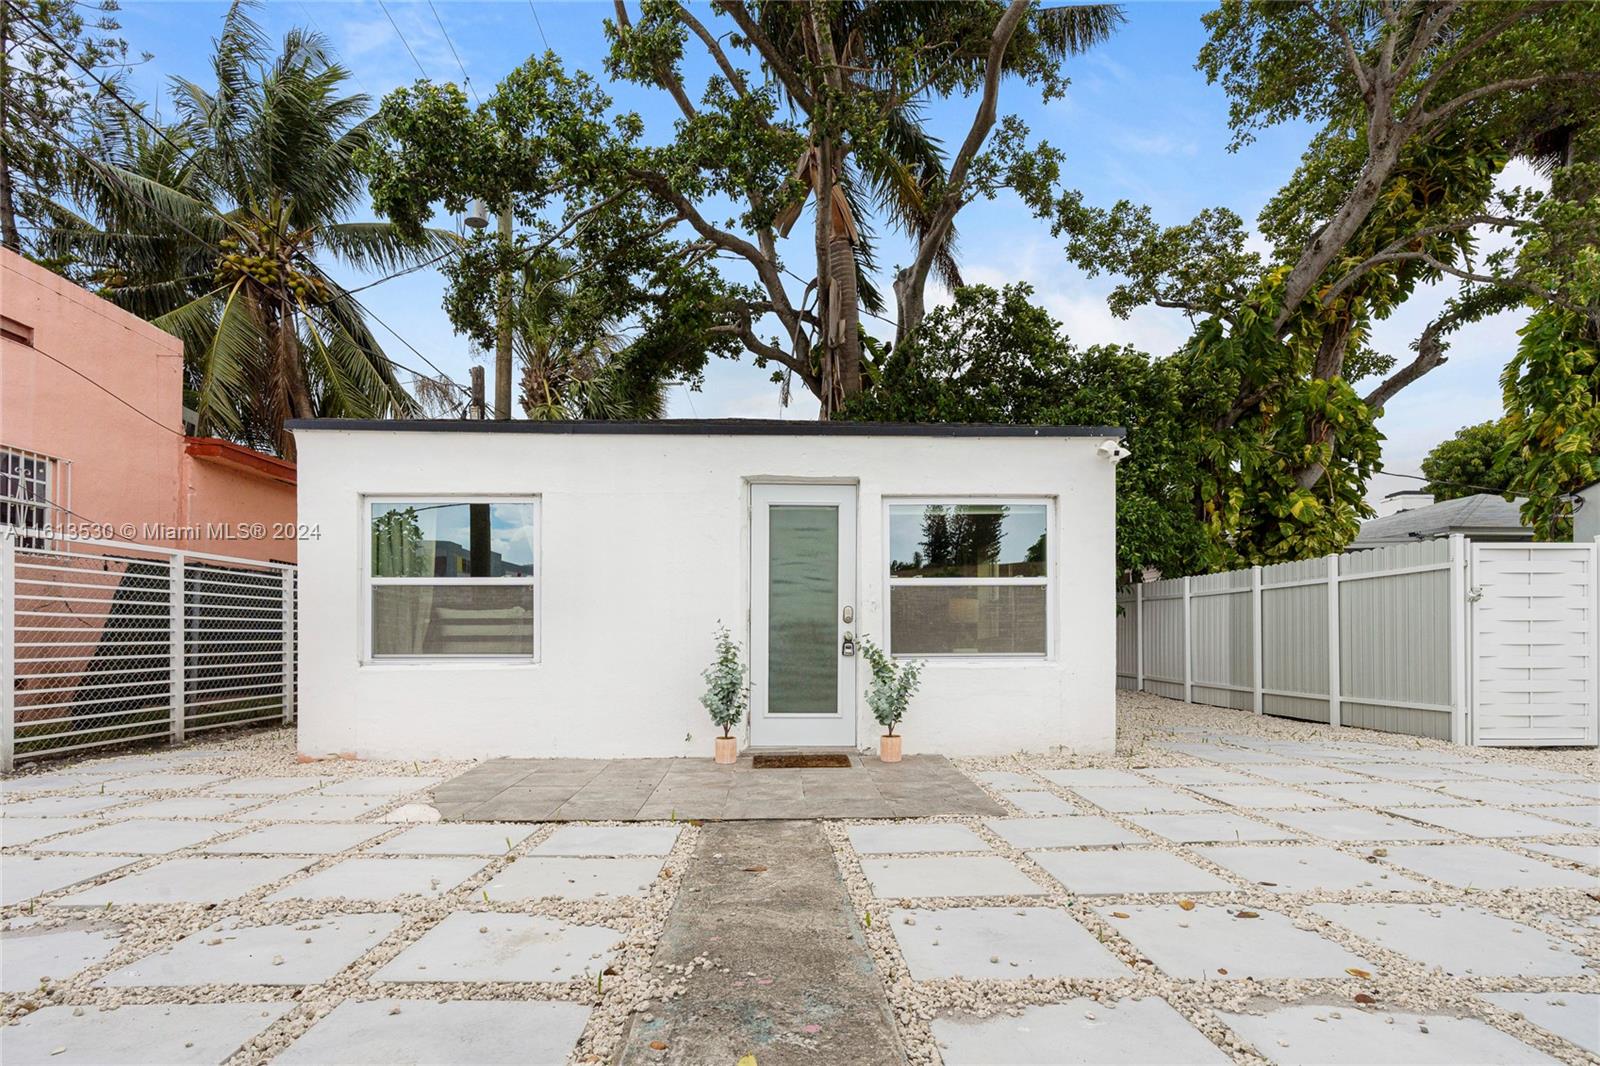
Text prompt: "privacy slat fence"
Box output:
[[1118, 535, 1599, 748], [2, 529, 296, 770]]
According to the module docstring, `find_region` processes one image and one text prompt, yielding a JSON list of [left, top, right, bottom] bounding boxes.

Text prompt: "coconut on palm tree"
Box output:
[[60, 3, 457, 457]]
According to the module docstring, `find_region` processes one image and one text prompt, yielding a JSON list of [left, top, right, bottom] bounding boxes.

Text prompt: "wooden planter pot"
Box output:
[[879, 734, 903, 763], [714, 736, 738, 764]]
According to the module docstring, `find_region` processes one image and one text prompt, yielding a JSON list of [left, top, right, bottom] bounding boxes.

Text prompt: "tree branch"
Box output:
[[676, 3, 750, 100], [1319, 213, 1524, 305], [613, 0, 697, 120], [714, 0, 815, 111]]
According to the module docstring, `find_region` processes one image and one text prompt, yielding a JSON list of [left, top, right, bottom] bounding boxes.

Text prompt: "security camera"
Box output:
[[1097, 439, 1131, 464]]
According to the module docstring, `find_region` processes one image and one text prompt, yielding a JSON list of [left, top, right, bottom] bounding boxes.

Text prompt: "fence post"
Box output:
[[1447, 534, 1469, 745], [1182, 576, 1193, 704], [1134, 583, 1144, 692], [2, 535, 16, 773], [1327, 553, 1341, 729], [1251, 564, 1263, 715], [169, 551, 185, 746], [281, 568, 296, 725]]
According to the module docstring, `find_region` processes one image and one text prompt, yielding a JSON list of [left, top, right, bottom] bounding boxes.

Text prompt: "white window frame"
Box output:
[[883, 496, 1055, 661], [1, 446, 53, 548], [361, 494, 541, 664]]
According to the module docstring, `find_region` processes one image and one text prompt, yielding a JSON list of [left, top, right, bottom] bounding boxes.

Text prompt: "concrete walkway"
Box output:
[[616, 820, 906, 1066], [434, 754, 1004, 821]]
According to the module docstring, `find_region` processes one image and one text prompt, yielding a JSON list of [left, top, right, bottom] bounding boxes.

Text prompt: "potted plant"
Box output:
[[700, 624, 747, 764], [860, 638, 921, 763]]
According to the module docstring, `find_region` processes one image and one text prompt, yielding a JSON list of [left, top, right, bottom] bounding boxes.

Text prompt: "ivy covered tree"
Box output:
[[1048, 0, 1599, 567], [1420, 421, 1526, 501], [361, 0, 1121, 417]]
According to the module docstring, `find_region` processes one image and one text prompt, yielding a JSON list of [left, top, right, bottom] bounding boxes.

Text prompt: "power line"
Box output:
[[526, 0, 551, 51], [426, 0, 480, 105], [377, 0, 429, 80], [16, 9, 471, 399]]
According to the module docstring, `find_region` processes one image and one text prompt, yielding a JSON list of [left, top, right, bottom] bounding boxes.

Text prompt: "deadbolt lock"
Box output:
[[842, 605, 854, 624]]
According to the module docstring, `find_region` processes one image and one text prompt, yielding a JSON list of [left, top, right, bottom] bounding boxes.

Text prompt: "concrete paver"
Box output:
[[1311, 902, 1589, 976], [1101, 904, 1377, 980], [890, 906, 1129, 980], [56, 857, 310, 907], [374, 912, 620, 983], [1380, 843, 1599, 889], [275, 998, 593, 1065], [984, 815, 1143, 849], [0, 922, 122, 992], [860, 854, 1044, 898], [845, 822, 990, 854], [483, 856, 665, 900], [1128, 811, 1302, 844], [0, 1002, 291, 1064], [367, 823, 536, 856], [1218, 1004, 1558, 1064], [98, 913, 404, 987], [1, 854, 136, 905], [268, 857, 485, 901], [204, 823, 390, 855], [1031, 849, 1232, 895], [932, 997, 1230, 1064], [1480, 992, 1600, 1056], [1193, 845, 1426, 893], [529, 824, 680, 856], [36, 819, 242, 855]]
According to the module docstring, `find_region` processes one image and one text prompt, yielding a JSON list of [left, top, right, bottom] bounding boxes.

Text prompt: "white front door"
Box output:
[[750, 483, 857, 747]]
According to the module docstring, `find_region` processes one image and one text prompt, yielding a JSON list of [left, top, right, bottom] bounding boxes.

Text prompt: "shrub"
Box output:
[[700, 624, 747, 738], [860, 637, 921, 737]]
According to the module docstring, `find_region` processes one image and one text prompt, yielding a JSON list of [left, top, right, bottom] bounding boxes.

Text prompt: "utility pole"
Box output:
[[495, 206, 514, 420], [468, 366, 486, 420]]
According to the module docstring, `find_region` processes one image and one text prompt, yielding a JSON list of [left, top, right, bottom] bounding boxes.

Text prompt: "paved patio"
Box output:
[[1, 691, 1596, 1065], [433, 753, 1005, 821]]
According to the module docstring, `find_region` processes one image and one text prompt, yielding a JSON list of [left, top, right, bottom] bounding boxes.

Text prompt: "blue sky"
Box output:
[[112, 0, 1530, 499]]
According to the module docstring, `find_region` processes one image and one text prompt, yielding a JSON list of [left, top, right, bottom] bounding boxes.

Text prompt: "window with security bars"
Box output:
[[886, 500, 1051, 657], [1, 447, 51, 548]]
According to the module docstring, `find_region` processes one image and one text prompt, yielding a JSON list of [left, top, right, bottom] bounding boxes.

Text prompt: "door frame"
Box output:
[[748, 482, 858, 748]]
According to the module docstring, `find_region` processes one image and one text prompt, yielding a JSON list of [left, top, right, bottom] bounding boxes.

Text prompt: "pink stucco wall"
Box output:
[[1, 249, 296, 562]]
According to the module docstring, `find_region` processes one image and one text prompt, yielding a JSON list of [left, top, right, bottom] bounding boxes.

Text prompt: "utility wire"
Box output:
[[526, 0, 551, 51], [16, 9, 472, 399], [377, 0, 429, 79], [426, 0, 480, 105]]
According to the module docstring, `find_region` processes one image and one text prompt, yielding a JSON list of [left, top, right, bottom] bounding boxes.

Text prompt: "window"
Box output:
[[367, 498, 538, 659], [887, 500, 1049, 656], [1, 447, 52, 548]]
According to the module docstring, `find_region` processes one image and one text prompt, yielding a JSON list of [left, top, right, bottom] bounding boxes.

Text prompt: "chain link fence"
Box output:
[[2, 528, 296, 771]]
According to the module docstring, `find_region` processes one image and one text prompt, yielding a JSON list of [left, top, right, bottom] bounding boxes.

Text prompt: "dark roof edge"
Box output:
[[286, 418, 1124, 438]]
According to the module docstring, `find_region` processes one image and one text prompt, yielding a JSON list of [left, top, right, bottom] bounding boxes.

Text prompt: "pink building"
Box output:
[[1, 249, 296, 562]]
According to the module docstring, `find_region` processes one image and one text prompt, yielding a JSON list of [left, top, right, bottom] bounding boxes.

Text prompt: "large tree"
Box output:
[[0, 0, 132, 266], [363, 0, 1120, 417], [844, 283, 1213, 579], [51, 4, 455, 457], [1420, 421, 1526, 502], [1052, 0, 1599, 567]]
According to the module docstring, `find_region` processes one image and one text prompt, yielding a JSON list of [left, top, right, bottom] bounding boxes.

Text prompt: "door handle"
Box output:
[[841, 631, 856, 657]]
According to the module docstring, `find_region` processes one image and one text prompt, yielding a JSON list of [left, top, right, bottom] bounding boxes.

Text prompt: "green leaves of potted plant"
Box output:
[[701, 624, 747, 764], [860, 638, 921, 763]]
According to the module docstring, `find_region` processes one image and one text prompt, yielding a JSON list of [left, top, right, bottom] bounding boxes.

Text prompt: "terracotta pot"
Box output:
[[714, 735, 738, 764], [879, 734, 903, 763]]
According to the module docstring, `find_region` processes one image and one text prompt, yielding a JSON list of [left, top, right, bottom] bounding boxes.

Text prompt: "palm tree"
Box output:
[[513, 254, 664, 421], [61, 4, 456, 457]]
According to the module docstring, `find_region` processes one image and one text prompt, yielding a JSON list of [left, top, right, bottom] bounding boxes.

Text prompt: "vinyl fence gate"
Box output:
[[1116, 535, 1598, 748], [2, 529, 297, 771]]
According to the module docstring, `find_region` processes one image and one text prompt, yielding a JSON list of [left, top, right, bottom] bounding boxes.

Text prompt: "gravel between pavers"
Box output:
[[2, 731, 697, 1065], [826, 691, 1600, 1066]]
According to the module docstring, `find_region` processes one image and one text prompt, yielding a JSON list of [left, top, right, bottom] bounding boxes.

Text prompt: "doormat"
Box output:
[[752, 753, 853, 769]]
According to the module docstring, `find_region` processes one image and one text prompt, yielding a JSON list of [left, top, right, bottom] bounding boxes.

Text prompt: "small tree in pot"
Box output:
[[860, 638, 921, 763], [700, 624, 747, 764]]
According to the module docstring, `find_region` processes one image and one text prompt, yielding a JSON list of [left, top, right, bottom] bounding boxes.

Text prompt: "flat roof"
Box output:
[[287, 418, 1123, 438]]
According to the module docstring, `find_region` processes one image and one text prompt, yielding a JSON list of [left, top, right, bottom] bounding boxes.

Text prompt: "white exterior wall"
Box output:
[[292, 426, 1118, 759]]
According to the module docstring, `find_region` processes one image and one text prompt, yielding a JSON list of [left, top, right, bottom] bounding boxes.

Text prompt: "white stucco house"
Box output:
[[287, 419, 1123, 760]]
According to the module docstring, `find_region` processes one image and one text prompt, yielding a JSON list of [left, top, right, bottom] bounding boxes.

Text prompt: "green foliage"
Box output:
[[859, 638, 921, 738], [361, 2, 1122, 412], [1501, 307, 1599, 540], [52, 3, 453, 456], [0, 0, 133, 266], [699, 625, 747, 739], [1421, 422, 1526, 502], [844, 283, 1212, 578]]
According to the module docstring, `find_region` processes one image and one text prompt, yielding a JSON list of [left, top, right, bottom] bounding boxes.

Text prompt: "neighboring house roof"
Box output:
[[1349, 493, 1532, 548], [286, 418, 1124, 438]]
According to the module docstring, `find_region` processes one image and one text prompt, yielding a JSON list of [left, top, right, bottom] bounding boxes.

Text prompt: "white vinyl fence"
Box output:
[[2, 529, 297, 771], [1117, 535, 1599, 747]]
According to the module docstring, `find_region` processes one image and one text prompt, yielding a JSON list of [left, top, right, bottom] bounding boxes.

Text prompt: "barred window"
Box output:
[[1, 448, 52, 548]]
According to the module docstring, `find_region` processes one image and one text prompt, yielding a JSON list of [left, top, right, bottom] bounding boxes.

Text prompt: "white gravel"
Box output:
[[826, 691, 1600, 1066], [2, 730, 696, 1064]]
